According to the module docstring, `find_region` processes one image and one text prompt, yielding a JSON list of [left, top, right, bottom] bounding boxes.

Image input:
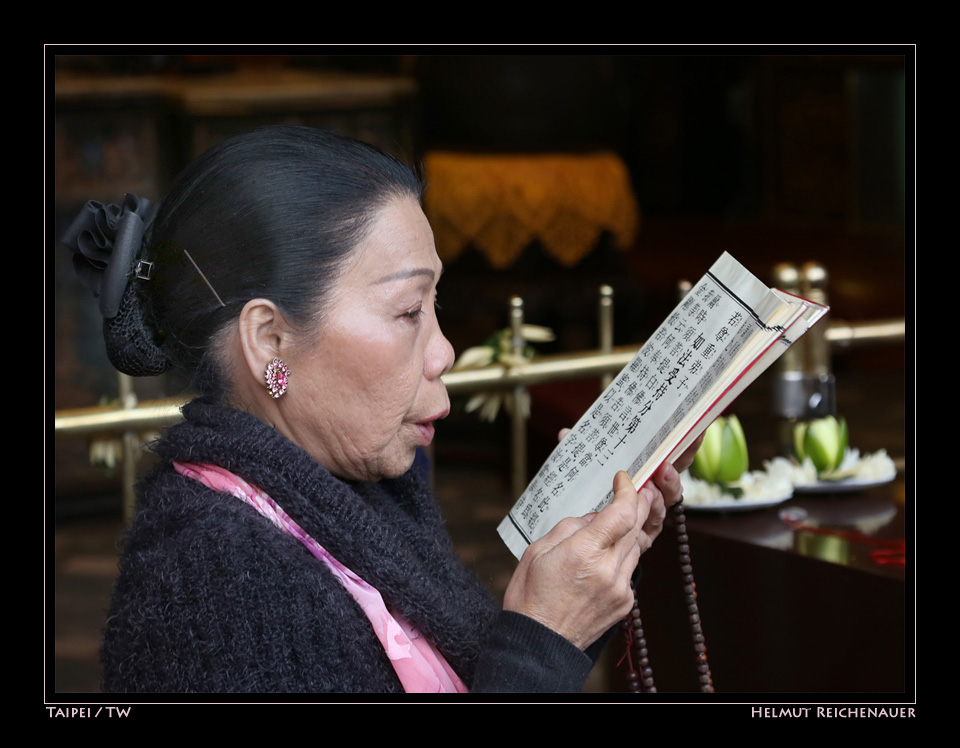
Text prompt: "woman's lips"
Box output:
[[416, 422, 435, 446], [415, 408, 450, 447]]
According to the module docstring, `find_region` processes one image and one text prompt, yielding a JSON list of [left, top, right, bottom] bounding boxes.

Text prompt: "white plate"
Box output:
[[682, 489, 794, 513], [792, 474, 896, 494]]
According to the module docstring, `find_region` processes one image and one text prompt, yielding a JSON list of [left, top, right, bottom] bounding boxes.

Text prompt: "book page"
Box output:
[[497, 252, 826, 560]]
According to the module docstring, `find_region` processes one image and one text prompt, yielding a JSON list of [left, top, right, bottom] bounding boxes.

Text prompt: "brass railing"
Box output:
[[443, 319, 907, 392], [54, 304, 906, 515], [53, 316, 906, 435]]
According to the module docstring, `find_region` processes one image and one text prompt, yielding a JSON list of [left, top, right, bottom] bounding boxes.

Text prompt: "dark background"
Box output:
[[49, 49, 911, 695]]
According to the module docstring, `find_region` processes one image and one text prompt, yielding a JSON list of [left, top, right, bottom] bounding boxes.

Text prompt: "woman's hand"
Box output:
[[639, 432, 704, 542], [502, 469, 651, 650], [555, 427, 703, 516], [502, 430, 705, 650], [670, 432, 703, 475]]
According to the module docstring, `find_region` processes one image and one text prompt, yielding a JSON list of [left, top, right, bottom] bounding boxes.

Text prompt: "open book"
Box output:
[[497, 252, 830, 560]]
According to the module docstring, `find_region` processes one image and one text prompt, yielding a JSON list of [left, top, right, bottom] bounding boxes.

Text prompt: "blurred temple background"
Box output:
[[50, 52, 910, 696]]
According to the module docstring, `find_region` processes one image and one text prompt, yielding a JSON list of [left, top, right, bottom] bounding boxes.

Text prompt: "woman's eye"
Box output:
[[403, 290, 439, 322]]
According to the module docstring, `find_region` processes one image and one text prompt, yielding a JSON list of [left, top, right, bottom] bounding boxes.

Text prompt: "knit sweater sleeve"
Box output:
[[101, 473, 406, 694], [470, 611, 594, 693], [104, 404, 609, 695]]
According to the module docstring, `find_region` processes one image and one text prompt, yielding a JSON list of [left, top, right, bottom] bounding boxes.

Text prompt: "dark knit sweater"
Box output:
[[100, 399, 593, 694]]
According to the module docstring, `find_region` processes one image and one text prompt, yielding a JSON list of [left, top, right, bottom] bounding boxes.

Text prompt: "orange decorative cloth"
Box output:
[[423, 151, 640, 269]]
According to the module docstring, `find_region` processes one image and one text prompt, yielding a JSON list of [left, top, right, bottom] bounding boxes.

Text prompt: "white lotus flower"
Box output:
[[454, 324, 554, 422], [452, 346, 496, 371], [691, 415, 749, 485], [794, 416, 849, 476]]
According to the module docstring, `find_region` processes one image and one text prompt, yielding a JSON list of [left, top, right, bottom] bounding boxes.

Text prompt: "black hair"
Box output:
[[138, 126, 422, 398]]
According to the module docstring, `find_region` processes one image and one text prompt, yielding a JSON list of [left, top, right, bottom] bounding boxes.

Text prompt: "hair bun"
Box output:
[[63, 194, 170, 376], [102, 281, 171, 376]]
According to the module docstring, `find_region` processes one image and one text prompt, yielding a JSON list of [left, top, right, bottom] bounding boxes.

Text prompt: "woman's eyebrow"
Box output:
[[373, 267, 443, 285]]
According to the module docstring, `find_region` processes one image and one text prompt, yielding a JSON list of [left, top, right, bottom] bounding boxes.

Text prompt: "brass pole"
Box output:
[[118, 372, 138, 520], [826, 319, 905, 349], [598, 285, 614, 391], [801, 263, 831, 376], [510, 296, 528, 500], [773, 263, 804, 376], [55, 398, 185, 437], [55, 317, 906, 441], [801, 262, 836, 417], [55, 319, 904, 439], [772, 263, 805, 454]]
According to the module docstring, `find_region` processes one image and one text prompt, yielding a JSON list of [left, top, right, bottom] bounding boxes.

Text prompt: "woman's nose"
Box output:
[[426, 322, 455, 380]]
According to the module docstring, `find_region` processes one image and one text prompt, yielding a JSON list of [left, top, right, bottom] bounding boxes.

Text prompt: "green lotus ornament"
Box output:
[[691, 415, 749, 485], [793, 415, 849, 475]]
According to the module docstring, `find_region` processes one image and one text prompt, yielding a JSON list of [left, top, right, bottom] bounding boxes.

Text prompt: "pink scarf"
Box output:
[[173, 460, 467, 694]]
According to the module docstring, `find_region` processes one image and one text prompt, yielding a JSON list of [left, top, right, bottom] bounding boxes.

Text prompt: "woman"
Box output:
[[65, 126, 698, 693]]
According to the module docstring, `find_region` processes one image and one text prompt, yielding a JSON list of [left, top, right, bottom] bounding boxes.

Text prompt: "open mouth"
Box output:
[[416, 421, 436, 446], [415, 408, 450, 447]]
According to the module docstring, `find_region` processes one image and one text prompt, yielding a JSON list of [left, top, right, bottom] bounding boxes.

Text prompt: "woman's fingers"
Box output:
[[501, 433, 707, 652], [532, 513, 594, 553], [503, 470, 649, 649], [673, 432, 705, 474], [586, 471, 644, 546], [651, 461, 684, 508]]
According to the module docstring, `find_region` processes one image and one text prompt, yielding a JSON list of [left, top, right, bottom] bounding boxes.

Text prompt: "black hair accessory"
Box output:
[[64, 194, 170, 376], [63, 194, 156, 319]]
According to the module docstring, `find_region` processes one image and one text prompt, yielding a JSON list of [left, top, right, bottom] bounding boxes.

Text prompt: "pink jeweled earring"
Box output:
[[264, 357, 291, 398]]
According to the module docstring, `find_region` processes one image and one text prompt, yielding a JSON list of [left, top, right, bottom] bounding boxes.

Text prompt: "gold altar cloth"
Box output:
[[423, 151, 640, 269]]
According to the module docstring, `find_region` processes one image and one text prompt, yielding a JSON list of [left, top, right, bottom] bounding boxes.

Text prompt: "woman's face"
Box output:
[[275, 196, 454, 482]]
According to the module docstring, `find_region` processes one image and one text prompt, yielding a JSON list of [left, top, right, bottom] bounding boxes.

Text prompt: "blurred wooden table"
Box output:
[[634, 476, 908, 694]]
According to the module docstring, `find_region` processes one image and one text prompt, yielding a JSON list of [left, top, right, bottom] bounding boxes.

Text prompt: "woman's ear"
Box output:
[[236, 298, 291, 387]]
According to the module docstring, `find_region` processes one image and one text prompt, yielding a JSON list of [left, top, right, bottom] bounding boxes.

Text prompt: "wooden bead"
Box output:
[[624, 502, 713, 695]]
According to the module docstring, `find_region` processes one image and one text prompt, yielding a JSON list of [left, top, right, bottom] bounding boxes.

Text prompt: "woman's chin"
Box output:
[[354, 450, 420, 483]]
